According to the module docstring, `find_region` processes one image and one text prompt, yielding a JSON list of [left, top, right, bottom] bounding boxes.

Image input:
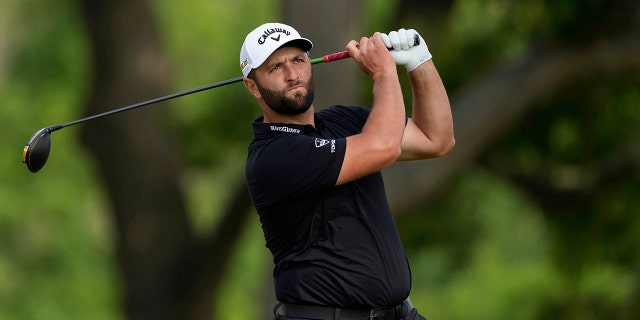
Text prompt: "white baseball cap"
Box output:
[[240, 23, 313, 77]]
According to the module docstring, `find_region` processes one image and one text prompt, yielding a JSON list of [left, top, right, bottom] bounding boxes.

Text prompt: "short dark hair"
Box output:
[[247, 69, 257, 81]]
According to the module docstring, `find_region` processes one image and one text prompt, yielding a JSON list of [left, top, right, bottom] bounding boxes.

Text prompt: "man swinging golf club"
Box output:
[[241, 22, 454, 320]]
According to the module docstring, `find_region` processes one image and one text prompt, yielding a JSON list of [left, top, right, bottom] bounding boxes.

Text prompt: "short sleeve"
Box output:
[[246, 134, 346, 209]]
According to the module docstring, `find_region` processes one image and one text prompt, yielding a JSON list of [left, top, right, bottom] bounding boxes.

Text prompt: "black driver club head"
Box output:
[[22, 128, 52, 173]]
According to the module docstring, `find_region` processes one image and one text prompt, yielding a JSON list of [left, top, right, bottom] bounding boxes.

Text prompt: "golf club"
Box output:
[[22, 35, 419, 173]]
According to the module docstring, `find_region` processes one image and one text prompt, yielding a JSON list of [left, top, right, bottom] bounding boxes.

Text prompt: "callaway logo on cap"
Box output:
[[240, 22, 313, 77]]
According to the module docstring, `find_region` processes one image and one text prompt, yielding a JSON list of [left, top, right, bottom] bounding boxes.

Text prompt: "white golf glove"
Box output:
[[380, 28, 432, 72]]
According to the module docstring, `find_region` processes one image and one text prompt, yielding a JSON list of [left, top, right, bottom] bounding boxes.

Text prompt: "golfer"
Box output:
[[241, 22, 454, 320]]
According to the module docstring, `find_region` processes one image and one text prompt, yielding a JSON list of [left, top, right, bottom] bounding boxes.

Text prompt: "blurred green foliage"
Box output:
[[1, 0, 638, 319]]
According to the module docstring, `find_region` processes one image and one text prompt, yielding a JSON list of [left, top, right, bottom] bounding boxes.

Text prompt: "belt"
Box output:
[[275, 298, 414, 320]]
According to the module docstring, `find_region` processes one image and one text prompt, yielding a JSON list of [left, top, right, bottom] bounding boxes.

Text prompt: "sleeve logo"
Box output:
[[315, 138, 330, 148], [315, 138, 336, 153]]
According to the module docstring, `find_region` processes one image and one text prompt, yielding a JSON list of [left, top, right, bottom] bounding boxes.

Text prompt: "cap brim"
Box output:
[[284, 38, 313, 52], [254, 38, 312, 68]]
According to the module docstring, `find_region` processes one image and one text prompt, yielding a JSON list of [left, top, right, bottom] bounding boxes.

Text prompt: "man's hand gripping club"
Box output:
[[381, 28, 432, 72]]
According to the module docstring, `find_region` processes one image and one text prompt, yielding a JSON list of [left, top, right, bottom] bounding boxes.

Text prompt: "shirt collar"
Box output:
[[251, 115, 325, 138]]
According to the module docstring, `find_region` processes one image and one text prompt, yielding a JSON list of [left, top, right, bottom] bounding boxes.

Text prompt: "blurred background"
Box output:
[[1, 0, 639, 319]]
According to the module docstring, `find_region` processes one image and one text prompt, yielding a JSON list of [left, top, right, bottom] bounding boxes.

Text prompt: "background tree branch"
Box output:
[[385, 35, 640, 214]]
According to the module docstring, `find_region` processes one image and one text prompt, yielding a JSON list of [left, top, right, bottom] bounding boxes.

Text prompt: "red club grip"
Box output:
[[318, 34, 420, 64], [323, 51, 351, 63]]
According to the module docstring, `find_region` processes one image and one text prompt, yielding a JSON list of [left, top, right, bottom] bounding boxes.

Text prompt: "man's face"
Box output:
[[252, 46, 315, 115]]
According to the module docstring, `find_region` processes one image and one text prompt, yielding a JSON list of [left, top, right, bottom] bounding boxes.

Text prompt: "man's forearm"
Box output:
[[409, 60, 454, 152], [365, 70, 406, 147]]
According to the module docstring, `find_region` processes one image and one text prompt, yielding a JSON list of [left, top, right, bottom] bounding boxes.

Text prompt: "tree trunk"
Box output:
[[76, 1, 253, 319], [281, 0, 364, 110]]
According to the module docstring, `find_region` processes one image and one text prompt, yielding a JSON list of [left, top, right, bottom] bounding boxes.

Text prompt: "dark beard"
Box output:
[[256, 77, 315, 115]]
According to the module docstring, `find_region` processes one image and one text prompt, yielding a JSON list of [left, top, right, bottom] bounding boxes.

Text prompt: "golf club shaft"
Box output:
[[48, 32, 420, 132], [48, 50, 354, 132], [50, 76, 244, 132]]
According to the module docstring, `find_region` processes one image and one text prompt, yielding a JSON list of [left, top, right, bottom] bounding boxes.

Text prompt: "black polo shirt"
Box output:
[[245, 105, 411, 308]]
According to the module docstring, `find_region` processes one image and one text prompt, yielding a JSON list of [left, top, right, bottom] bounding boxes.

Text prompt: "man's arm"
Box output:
[[399, 59, 455, 160], [381, 29, 455, 161], [336, 33, 406, 185]]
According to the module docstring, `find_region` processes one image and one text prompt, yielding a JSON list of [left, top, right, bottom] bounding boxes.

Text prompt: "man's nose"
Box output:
[[283, 64, 299, 81]]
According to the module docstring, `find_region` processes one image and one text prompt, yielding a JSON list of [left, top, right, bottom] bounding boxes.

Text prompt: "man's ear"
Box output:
[[243, 77, 260, 99]]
